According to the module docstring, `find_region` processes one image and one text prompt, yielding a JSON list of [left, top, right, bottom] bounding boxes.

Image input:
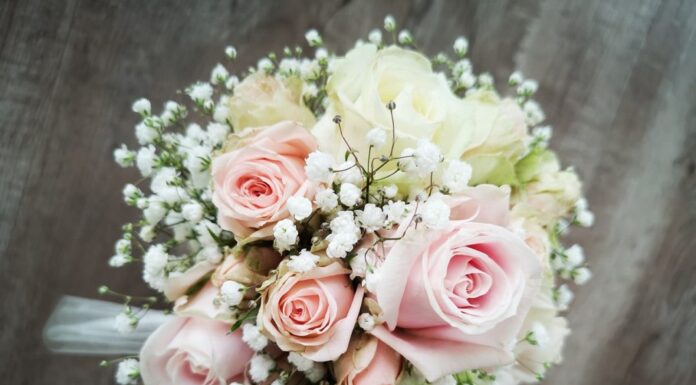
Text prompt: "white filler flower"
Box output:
[[181, 202, 204, 222], [366, 127, 387, 148], [304, 151, 334, 183], [413, 139, 444, 176], [113, 312, 136, 335], [339, 183, 361, 207], [273, 219, 298, 252], [131, 98, 151, 115], [288, 351, 314, 371], [219, 280, 245, 307], [565, 244, 585, 267], [242, 323, 268, 352], [315, 188, 338, 213], [249, 354, 275, 383], [442, 160, 472, 193], [115, 358, 140, 385], [453, 37, 469, 56], [287, 196, 313, 221], [422, 198, 451, 230], [288, 250, 320, 273], [357, 204, 386, 232]]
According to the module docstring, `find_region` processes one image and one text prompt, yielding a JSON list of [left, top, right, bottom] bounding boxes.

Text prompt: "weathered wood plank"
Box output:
[[0, 0, 694, 384]]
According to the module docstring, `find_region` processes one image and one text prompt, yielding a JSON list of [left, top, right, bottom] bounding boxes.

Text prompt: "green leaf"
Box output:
[[229, 307, 259, 333]]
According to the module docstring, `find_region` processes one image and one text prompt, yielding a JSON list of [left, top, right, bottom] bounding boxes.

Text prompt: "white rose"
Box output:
[[313, 44, 530, 188], [313, 44, 465, 173]]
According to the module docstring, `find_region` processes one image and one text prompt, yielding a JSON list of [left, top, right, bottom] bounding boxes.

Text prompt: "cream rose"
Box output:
[[513, 149, 582, 226], [314, 44, 530, 187], [334, 335, 403, 385], [313, 44, 465, 168], [139, 316, 253, 385], [509, 308, 569, 382], [212, 247, 282, 287], [212, 121, 317, 240], [370, 217, 541, 380], [175, 249, 282, 321], [162, 260, 217, 301], [444, 90, 529, 185], [259, 261, 364, 361], [228, 72, 315, 130]]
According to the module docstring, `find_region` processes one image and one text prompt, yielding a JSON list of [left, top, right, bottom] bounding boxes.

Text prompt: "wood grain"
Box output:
[[1, 0, 694, 384]]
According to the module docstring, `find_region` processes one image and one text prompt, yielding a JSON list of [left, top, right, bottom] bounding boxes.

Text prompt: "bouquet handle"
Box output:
[[43, 296, 170, 356]]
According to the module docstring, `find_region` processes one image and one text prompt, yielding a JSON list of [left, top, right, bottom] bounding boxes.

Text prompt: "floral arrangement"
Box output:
[[105, 15, 593, 385]]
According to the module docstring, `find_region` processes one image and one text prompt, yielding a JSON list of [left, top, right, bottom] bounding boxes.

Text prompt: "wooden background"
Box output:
[[1, 0, 694, 384]]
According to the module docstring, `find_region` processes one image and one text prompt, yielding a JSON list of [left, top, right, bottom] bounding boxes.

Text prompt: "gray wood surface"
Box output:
[[1, 0, 694, 384]]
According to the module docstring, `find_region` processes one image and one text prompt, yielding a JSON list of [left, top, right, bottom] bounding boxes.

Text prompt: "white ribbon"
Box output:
[[43, 296, 171, 355]]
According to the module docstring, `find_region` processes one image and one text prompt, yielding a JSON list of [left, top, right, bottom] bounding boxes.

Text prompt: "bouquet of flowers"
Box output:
[[54, 15, 594, 385]]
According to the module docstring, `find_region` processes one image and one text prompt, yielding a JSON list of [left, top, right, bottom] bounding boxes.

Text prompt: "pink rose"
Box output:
[[444, 184, 512, 225], [334, 335, 402, 385], [259, 262, 364, 361], [140, 316, 253, 385], [370, 220, 541, 381], [212, 121, 317, 240]]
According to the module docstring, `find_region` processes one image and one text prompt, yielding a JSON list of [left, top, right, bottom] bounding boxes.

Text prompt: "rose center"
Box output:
[[280, 291, 323, 326], [289, 300, 310, 322], [239, 176, 272, 197], [445, 255, 493, 309]]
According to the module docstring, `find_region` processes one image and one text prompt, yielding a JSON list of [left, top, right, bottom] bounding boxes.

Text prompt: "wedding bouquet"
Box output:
[[52, 15, 594, 385]]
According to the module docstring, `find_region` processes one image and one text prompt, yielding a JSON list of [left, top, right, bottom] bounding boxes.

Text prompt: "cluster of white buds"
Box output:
[[219, 280, 245, 307], [242, 323, 269, 352], [314, 188, 339, 213], [574, 198, 595, 227], [421, 197, 451, 230], [523, 100, 546, 126], [384, 15, 396, 32], [115, 359, 140, 385], [287, 196, 313, 221], [554, 284, 575, 310], [552, 244, 592, 285], [398, 139, 445, 177], [142, 244, 170, 291], [523, 322, 551, 348], [305, 29, 323, 47], [453, 36, 469, 56], [326, 211, 361, 259], [110, 229, 134, 267], [111, 57, 239, 295], [368, 29, 382, 45], [273, 219, 299, 253], [398, 30, 413, 45], [508, 71, 539, 97], [532, 125, 553, 147], [113, 310, 138, 335], [249, 354, 275, 383], [287, 352, 326, 382], [287, 249, 320, 273]]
